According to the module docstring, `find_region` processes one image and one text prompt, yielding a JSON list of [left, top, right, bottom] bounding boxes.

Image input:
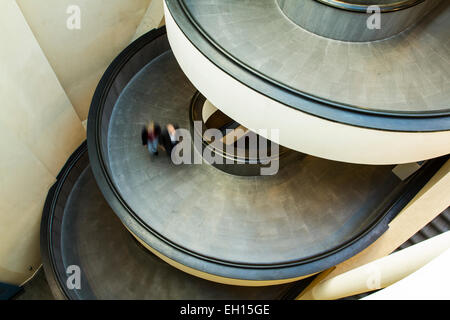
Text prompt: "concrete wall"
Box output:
[[133, 0, 165, 41], [0, 0, 85, 285], [0, 0, 156, 286], [16, 0, 152, 120]]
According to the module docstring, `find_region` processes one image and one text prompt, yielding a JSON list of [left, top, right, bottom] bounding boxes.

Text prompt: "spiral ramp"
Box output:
[[39, 0, 450, 299]]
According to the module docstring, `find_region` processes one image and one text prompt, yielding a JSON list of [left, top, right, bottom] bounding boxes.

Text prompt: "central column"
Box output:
[[277, 0, 440, 41]]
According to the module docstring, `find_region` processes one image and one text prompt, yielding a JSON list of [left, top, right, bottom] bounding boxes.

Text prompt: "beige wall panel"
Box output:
[[299, 232, 450, 299], [0, 0, 85, 285], [364, 248, 450, 300], [0, 0, 85, 177], [17, 0, 152, 120], [0, 126, 55, 285], [297, 160, 450, 299], [133, 0, 165, 41]]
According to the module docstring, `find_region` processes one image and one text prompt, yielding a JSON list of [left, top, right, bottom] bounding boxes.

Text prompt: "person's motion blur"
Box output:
[[161, 123, 180, 156], [142, 121, 161, 156]]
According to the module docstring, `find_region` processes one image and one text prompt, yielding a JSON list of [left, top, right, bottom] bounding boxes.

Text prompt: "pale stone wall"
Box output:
[[0, 0, 152, 285], [133, 0, 165, 41], [0, 0, 85, 285], [16, 0, 152, 120]]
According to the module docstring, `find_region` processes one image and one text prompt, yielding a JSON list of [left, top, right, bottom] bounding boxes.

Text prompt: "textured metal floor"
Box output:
[[181, 0, 450, 113], [56, 153, 296, 299], [106, 50, 403, 266]]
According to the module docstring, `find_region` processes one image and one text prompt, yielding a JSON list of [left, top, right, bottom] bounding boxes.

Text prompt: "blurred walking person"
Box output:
[[161, 123, 179, 156], [142, 121, 161, 156]]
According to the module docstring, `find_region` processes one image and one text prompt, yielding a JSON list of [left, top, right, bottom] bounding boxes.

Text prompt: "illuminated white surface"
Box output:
[[364, 248, 450, 300]]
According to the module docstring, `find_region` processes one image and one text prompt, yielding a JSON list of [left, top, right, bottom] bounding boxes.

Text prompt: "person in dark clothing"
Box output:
[[160, 123, 179, 157], [141, 126, 148, 146], [145, 121, 161, 156]]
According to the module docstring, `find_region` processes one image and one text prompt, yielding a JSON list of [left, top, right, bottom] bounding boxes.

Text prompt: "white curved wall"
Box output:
[[363, 248, 450, 300], [165, 3, 450, 165]]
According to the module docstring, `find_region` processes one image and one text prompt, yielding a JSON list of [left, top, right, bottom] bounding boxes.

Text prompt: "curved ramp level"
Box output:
[[169, 0, 450, 115], [40, 142, 301, 299], [87, 28, 449, 284], [165, 0, 450, 164]]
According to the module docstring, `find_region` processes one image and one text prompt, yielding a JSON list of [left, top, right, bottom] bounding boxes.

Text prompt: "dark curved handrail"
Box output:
[[86, 27, 450, 281], [40, 141, 88, 300], [190, 91, 289, 164], [166, 0, 450, 132], [40, 141, 310, 298], [315, 0, 425, 12]]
